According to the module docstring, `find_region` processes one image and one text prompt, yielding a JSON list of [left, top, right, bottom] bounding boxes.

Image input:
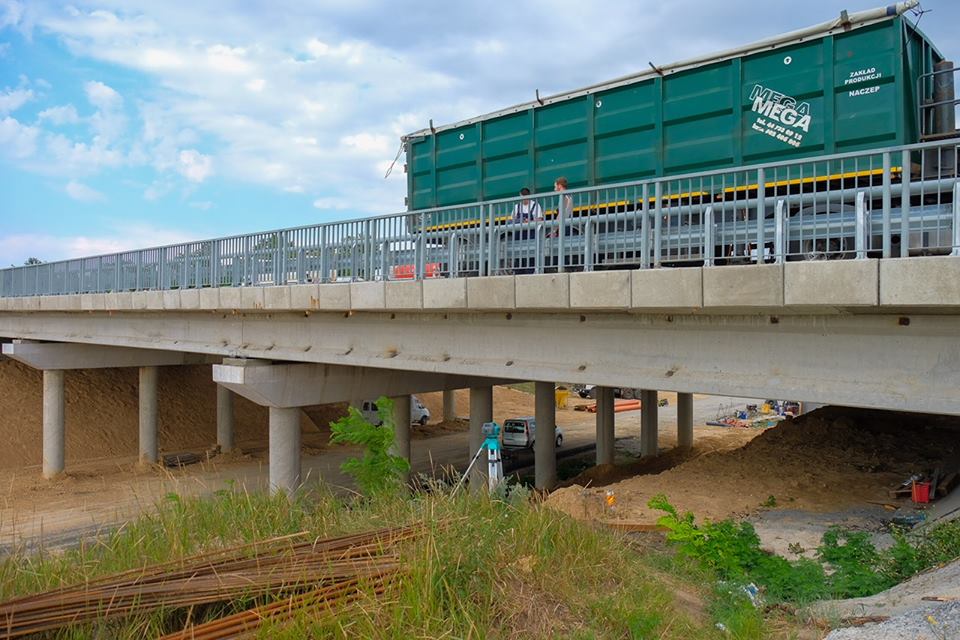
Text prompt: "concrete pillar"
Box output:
[[596, 386, 615, 465], [442, 389, 457, 422], [138, 366, 159, 465], [268, 407, 302, 494], [534, 381, 557, 490], [640, 389, 659, 457], [677, 392, 694, 450], [390, 395, 411, 484], [216, 384, 235, 452], [469, 386, 493, 488], [42, 369, 65, 478]]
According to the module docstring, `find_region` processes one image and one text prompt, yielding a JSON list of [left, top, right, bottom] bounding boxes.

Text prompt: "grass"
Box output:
[[0, 481, 736, 639]]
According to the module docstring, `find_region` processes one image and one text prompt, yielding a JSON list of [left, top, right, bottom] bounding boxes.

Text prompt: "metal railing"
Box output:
[[1, 139, 959, 298]]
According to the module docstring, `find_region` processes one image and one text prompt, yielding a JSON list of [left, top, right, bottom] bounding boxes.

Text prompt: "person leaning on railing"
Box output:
[[511, 187, 543, 274]]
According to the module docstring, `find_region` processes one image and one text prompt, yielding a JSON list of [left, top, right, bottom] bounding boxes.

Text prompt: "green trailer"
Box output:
[[403, 2, 945, 230]]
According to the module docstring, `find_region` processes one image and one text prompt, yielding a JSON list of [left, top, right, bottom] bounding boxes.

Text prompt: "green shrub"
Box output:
[[329, 396, 411, 496]]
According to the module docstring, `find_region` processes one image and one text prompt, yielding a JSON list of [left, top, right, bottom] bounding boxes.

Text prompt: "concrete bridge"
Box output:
[[1, 255, 958, 492]]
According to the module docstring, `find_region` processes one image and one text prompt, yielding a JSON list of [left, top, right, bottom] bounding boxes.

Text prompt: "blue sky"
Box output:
[[1, 0, 957, 266]]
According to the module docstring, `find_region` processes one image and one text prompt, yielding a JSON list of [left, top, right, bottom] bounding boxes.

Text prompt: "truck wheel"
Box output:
[[555, 434, 563, 448], [419, 416, 428, 426]]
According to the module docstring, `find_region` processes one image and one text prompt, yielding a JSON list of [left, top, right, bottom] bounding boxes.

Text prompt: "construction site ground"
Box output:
[[3, 362, 960, 613]]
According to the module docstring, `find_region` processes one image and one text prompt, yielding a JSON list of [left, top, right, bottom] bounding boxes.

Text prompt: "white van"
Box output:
[[359, 396, 430, 426]]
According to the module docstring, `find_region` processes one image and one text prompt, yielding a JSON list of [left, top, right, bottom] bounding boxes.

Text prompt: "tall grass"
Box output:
[[0, 483, 723, 639]]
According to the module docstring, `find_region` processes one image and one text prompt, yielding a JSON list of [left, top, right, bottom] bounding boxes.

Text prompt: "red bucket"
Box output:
[[911, 481, 931, 504]]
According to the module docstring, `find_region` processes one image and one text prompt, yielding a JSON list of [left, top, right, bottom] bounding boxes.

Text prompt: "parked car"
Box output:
[[573, 384, 643, 400], [501, 416, 563, 449], [359, 396, 430, 426]]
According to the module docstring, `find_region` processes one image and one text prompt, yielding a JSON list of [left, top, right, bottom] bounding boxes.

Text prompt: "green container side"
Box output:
[[407, 16, 943, 217]]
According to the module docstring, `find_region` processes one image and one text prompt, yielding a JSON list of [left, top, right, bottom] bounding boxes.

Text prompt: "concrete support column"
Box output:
[[216, 384, 235, 452], [534, 381, 557, 490], [442, 389, 457, 422], [677, 392, 694, 450], [268, 407, 302, 494], [42, 369, 65, 479], [596, 386, 615, 465], [640, 389, 659, 457], [138, 366, 159, 465], [390, 395, 411, 484], [468, 386, 493, 489]]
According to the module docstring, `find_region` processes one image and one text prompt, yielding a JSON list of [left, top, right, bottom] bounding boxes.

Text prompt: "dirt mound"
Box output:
[[546, 407, 960, 525], [0, 359, 343, 470], [418, 387, 539, 425]]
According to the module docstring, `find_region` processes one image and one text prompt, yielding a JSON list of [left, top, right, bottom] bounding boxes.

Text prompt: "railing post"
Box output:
[[211, 242, 220, 287], [159, 248, 166, 290], [448, 233, 458, 278], [135, 252, 142, 291], [417, 214, 427, 280], [319, 226, 328, 283], [381, 240, 390, 281], [703, 206, 715, 267], [243, 236, 251, 286], [478, 208, 487, 277], [486, 205, 496, 276], [363, 220, 373, 281], [654, 181, 662, 268], [952, 182, 960, 257], [774, 199, 786, 264], [855, 191, 869, 260], [755, 167, 766, 265], [901, 149, 911, 257], [181, 247, 188, 289], [882, 152, 892, 258], [584, 219, 594, 272], [557, 196, 567, 273], [296, 247, 305, 284], [640, 183, 650, 269], [534, 223, 544, 274]]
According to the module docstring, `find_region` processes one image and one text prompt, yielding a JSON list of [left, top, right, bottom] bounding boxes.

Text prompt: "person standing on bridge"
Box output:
[[511, 187, 543, 274]]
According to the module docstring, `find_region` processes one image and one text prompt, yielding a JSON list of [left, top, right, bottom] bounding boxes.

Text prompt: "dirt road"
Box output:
[[0, 390, 761, 552]]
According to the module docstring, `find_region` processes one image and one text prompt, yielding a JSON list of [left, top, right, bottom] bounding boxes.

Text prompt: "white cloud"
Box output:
[[177, 148, 212, 182], [0, 224, 198, 265], [0, 86, 33, 115], [0, 116, 38, 158], [0, 1, 23, 30], [205, 44, 250, 74], [140, 47, 184, 70], [84, 80, 122, 111], [38, 104, 80, 125], [65, 179, 106, 202], [245, 77, 265, 92]]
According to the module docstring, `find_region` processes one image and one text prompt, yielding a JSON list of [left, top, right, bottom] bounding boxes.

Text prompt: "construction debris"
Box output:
[[0, 525, 424, 638], [705, 400, 798, 429]]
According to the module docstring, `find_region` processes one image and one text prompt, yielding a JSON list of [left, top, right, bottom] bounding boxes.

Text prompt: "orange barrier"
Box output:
[[581, 399, 642, 413], [391, 263, 442, 280]]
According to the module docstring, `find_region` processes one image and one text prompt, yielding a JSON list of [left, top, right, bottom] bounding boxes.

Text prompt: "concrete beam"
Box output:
[[216, 384, 235, 452], [534, 381, 557, 490], [442, 389, 456, 421], [42, 370, 65, 478], [640, 390, 659, 457], [596, 386, 615, 465], [469, 386, 492, 489], [139, 366, 159, 465], [2, 310, 959, 415], [213, 360, 510, 408], [677, 392, 693, 450], [2, 341, 202, 370], [269, 407, 301, 493]]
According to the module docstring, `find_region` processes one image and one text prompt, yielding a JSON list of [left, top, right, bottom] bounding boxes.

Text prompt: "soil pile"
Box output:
[[0, 359, 346, 469], [546, 407, 960, 525]]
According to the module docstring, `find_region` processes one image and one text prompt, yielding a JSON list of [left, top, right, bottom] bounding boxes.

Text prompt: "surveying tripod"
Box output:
[[457, 421, 504, 492]]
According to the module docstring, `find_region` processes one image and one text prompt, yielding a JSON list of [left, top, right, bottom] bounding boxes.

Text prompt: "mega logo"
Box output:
[[749, 84, 812, 133]]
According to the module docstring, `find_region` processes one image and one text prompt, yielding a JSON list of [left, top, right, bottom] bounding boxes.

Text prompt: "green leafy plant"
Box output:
[[329, 396, 410, 496]]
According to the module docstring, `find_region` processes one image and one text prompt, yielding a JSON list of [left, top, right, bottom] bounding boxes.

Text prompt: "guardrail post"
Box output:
[[535, 223, 544, 274], [381, 240, 390, 280], [486, 205, 496, 276], [855, 191, 869, 260], [882, 152, 892, 258], [417, 213, 427, 280], [703, 206, 715, 267], [159, 249, 166, 290], [901, 149, 911, 257], [952, 182, 960, 257], [319, 226, 328, 283], [584, 219, 594, 272], [242, 236, 251, 286], [653, 182, 662, 268], [774, 199, 786, 264], [478, 208, 487, 277], [363, 220, 372, 281], [640, 183, 650, 269], [296, 247, 305, 283], [756, 167, 766, 265], [448, 233, 458, 278], [211, 242, 220, 287], [113, 256, 121, 293]]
